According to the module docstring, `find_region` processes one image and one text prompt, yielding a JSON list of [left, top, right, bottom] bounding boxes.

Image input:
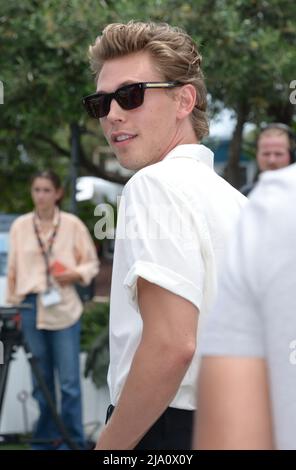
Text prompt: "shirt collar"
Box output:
[[34, 206, 60, 228], [163, 144, 214, 169]]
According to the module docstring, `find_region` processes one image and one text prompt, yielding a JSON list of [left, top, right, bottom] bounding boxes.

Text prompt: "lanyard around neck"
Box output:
[[33, 211, 61, 289]]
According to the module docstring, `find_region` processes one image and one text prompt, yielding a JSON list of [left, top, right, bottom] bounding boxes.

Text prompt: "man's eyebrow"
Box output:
[[96, 80, 139, 93]]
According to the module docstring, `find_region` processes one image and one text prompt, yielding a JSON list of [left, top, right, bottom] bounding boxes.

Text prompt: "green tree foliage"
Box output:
[[192, 0, 296, 186], [0, 0, 122, 213], [1, 0, 295, 201], [140, 0, 296, 186]]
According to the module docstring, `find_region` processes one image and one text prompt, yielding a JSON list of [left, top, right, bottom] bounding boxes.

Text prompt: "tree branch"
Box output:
[[2, 126, 130, 185], [33, 133, 70, 157], [79, 139, 129, 185]]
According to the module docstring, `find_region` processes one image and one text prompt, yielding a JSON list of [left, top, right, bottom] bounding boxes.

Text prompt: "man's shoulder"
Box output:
[[125, 151, 207, 191], [252, 164, 296, 206], [124, 162, 171, 194], [259, 163, 296, 190], [240, 164, 296, 238], [124, 155, 246, 208]]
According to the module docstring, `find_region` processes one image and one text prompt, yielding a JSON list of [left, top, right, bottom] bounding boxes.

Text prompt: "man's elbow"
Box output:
[[183, 340, 196, 365], [173, 339, 196, 369]]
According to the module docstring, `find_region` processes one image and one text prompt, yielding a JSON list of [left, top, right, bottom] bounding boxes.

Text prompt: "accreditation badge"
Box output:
[[40, 287, 62, 307]]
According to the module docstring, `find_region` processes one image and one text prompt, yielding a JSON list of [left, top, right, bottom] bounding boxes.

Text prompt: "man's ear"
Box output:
[[176, 84, 197, 119]]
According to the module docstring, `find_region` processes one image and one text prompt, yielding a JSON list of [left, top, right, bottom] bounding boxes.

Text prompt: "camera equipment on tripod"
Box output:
[[0, 306, 22, 335], [0, 304, 79, 449]]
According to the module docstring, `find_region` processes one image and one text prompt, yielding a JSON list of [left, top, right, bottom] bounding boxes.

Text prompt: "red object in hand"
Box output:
[[51, 260, 67, 276]]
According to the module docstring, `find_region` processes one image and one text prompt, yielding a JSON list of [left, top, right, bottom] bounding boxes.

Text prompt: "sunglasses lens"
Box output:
[[117, 84, 144, 110], [83, 83, 145, 118], [84, 95, 110, 118]]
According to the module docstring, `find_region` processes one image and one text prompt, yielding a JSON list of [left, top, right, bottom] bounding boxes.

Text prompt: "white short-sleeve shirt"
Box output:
[[108, 144, 246, 409]]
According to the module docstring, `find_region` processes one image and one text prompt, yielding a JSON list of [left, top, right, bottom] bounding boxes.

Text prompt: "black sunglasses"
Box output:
[[82, 81, 182, 119]]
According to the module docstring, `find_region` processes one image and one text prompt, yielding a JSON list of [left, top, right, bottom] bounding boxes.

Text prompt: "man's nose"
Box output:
[[265, 154, 279, 169], [106, 98, 125, 121], [267, 154, 277, 164]]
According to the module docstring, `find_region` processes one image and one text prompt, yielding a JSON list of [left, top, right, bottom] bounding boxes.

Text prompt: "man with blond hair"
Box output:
[[83, 21, 246, 450]]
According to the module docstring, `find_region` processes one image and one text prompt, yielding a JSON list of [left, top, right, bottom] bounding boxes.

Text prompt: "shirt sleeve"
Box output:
[[199, 195, 268, 358], [120, 173, 205, 312], [72, 218, 100, 285]]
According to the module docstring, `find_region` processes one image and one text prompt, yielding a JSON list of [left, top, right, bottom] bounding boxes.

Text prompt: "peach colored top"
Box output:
[[6, 210, 99, 330]]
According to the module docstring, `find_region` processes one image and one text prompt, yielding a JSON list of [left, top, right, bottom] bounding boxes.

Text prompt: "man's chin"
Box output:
[[116, 155, 142, 171]]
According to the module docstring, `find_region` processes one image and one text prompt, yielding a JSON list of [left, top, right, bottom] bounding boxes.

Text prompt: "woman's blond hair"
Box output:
[[89, 21, 208, 141]]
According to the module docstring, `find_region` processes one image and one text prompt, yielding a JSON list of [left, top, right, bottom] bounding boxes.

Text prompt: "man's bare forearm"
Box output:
[[95, 338, 193, 450]]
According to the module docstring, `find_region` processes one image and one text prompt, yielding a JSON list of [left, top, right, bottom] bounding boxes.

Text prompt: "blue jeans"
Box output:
[[21, 294, 85, 450]]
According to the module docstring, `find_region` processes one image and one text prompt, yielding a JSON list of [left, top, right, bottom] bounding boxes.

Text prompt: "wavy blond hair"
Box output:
[[89, 21, 209, 141]]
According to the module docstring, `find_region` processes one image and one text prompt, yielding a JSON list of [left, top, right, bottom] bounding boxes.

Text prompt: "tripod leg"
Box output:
[[23, 340, 80, 450], [0, 338, 15, 418]]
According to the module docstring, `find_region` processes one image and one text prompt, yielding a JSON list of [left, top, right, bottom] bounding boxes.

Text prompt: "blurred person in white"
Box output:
[[241, 123, 295, 196], [194, 162, 296, 450]]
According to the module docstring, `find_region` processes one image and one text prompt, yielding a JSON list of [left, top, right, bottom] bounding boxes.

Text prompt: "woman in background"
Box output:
[[6, 170, 99, 450]]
